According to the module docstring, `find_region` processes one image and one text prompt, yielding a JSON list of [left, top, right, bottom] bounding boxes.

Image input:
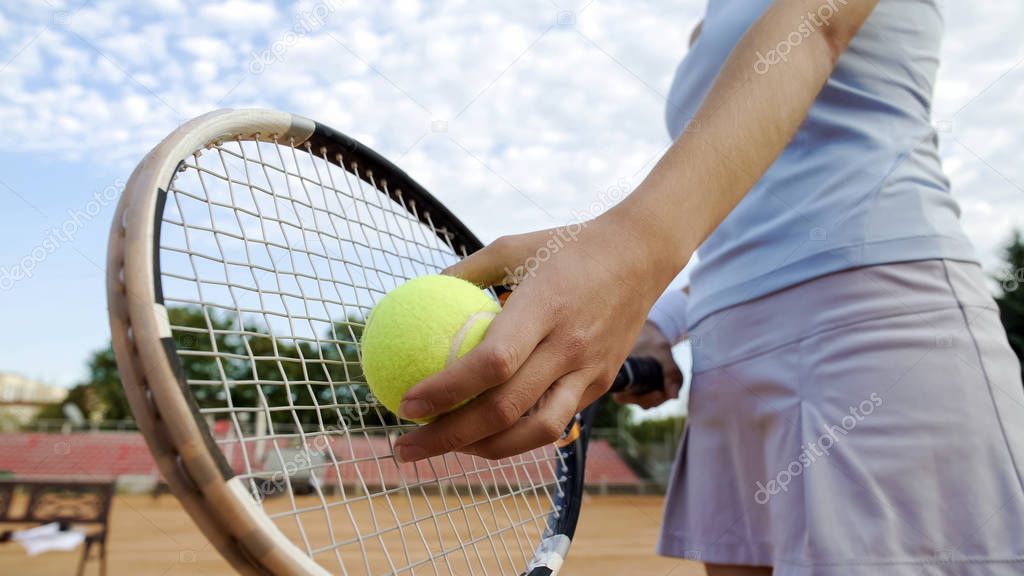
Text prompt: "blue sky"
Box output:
[[0, 1, 1022, 408]]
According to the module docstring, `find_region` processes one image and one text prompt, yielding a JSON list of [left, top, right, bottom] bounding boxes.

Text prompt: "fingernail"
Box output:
[[394, 444, 426, 464], [399, 398, 431, 420]]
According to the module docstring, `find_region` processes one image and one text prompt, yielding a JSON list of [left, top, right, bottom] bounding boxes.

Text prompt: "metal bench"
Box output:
[[0, 478, 115, 576]]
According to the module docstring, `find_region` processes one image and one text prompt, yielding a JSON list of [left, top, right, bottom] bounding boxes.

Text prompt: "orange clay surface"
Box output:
[[0, 493, 704, 575]]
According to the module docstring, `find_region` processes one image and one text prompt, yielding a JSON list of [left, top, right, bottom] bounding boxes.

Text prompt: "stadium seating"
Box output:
[[0, 433, 642, 490]]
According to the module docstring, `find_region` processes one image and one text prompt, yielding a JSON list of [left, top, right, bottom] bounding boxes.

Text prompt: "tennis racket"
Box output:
[[107, 108, 665, 576]]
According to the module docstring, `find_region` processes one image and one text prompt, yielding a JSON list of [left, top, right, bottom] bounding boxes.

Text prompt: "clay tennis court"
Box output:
[[1, 431, 696, 574], [0, 493, 701, 575]]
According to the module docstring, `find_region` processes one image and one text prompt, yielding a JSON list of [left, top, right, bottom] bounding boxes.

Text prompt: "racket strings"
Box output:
[[158, 134, 562, 574]]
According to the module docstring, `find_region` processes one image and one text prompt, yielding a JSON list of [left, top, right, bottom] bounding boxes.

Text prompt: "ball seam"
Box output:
[[447, 310, 497, 366]]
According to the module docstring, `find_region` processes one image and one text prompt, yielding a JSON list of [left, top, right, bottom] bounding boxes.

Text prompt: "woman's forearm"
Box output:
[[618, 0, 878, 271]]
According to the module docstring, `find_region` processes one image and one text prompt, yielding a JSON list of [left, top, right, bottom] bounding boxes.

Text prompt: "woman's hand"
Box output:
[[612, 321, 683, 409], [391, 209, 685, 462], [388, 0, 881, 463]]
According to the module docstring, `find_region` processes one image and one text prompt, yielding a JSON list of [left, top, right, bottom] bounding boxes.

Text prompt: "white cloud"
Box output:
[[97, 31, 168, 67], [192, 60, 219, 84], [199, 0, 278, 30], [180, 35, 235, 64], [0, 0, 1020, 264], [149, 0, 185, 14], [931, 2, 1024, 269], [3, 0, 1022, 389]]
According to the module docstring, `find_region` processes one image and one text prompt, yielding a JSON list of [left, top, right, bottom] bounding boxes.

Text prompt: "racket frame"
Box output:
[[107, 109, 590, 576]]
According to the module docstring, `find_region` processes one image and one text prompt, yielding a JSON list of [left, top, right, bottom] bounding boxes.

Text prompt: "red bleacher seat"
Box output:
[[0, 433, 641, 487]]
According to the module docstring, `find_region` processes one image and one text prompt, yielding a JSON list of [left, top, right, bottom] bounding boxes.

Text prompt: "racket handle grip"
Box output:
[[610, 356, 665, 396]]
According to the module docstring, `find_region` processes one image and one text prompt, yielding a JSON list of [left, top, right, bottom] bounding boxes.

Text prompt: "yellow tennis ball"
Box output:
[[360, 275, 499, 423]]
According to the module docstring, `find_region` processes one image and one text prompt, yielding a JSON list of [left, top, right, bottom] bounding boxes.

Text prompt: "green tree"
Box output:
[[590, 396, 633, 429], [626, 415, 687, 445], [995, 230, 1024, 384], [33, 345, 126, 423], [85, 346, 130, 420], [33, 381, 99, 422], [34, 306, 388, 430], [168, 306, 387, 430]]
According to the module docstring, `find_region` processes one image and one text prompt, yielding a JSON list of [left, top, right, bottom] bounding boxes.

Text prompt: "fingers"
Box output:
[[612, 390, 669, 410], [575, 371, 612, 412], [664, 362, 684, 399], [398, 287, 553, 420], [609, 356, 683, 409], [624, 322, 685, 408], [443, 235, 523, 287], [393, 344, 569, 462], [460, 371, 593, 460]]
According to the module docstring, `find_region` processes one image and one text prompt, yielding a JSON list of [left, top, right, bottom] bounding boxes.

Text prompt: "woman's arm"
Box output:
[[620, 0, 878, 264], [392, 0, 879, 463]]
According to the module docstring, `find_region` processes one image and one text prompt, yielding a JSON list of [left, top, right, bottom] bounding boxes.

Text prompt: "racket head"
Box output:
[[107, 109, 585, 575]]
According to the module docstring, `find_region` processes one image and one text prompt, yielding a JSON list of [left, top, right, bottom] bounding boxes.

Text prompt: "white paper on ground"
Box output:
[[11, 522, 86, 556]]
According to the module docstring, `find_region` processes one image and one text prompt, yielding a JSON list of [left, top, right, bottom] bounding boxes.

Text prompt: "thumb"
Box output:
[[443, 235, 525, 288]]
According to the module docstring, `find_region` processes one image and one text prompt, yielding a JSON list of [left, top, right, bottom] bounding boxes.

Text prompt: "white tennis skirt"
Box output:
[[658, 259, 1024, 575]]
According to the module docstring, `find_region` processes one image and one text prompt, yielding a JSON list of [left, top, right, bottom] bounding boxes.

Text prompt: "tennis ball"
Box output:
[[360, 274, 499, 423]]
